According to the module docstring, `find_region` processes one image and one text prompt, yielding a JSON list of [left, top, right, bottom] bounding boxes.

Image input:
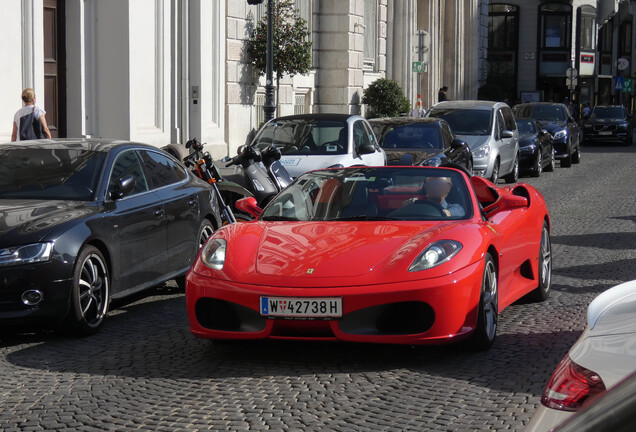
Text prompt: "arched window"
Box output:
[[579, 6, 597, 52]]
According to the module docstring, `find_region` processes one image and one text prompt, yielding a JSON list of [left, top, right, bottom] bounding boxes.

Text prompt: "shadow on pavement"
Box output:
[[3, 291, 578, 397], [552, 232, 636, 250]]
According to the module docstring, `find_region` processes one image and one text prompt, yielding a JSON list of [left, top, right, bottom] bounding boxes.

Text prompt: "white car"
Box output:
[[427, 101, 520, 184], [250, 114, 386, 178], [525, 280, 636, 431]]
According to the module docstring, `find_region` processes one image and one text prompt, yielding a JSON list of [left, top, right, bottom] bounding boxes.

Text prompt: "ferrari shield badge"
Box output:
[[306, 268, 315, 274]]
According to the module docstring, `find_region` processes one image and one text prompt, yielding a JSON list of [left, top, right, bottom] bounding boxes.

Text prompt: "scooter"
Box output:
[[221, 144, 293, 208], [181, 138, 253, 223]]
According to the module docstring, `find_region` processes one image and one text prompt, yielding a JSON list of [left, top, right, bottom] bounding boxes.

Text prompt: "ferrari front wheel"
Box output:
[[468, 253, 498, 350]]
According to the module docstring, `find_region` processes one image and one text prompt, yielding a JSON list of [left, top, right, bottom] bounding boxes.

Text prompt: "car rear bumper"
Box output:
[[524, 404, 572, 432], [0, 262, 73, 325], [185, 260, 484, 345]]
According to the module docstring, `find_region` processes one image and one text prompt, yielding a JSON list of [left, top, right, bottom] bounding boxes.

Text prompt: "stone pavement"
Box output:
[[1, 143, 636, 431]]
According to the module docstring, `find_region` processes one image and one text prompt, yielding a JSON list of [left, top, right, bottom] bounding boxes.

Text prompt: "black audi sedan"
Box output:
[[512, 102, 581, 168], [581, 105, 633, 145], [515, 118, 555, 177], [369, 117, 473, 173], [0, 139, 222, 335]]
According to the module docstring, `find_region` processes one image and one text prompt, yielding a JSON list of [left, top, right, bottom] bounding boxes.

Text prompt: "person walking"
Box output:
[[438, 86, 448, 103], [11, 88, 52, 141]]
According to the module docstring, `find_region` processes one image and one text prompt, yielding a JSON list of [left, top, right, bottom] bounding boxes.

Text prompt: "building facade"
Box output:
[[2, 0, 489, 157], [486, 0, 598, 106], [596, 0, 636, 109]]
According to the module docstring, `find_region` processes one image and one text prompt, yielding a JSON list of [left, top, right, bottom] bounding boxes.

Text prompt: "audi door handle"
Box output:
[[187, 199, 198, 208], [153, 209, 165, 218]]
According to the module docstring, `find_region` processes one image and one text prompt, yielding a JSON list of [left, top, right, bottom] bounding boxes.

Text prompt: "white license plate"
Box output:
[[260, 297, 342, 318], [598, 131, 612, 135]]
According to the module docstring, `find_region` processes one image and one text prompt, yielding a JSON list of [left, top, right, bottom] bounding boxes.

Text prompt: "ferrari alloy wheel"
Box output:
[[177, 219, 216, 290], [469, 253, 498, 350], [504, 154, 519, 183], [67, 246, 110, 335], [544, 150, 555, 172], [529, 222, 552, 302], [531, 151, 542, 177], [490, 159, 500, 184]]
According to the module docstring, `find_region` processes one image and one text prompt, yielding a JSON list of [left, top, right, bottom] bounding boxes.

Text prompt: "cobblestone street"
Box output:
[[2, 144, 636, 431]]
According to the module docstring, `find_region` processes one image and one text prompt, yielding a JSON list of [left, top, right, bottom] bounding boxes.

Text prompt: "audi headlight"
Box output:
[[553, 130, 567, 140], [422, 157, 442, 167], [201, 239, 226, 270], [409, 240, 462, 272], [473, 144, 491, 159], [0, 242, 54, 267]]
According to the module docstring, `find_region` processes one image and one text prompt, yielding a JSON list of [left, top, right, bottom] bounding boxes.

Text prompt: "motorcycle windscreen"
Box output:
[[270, 161, 294, 189]]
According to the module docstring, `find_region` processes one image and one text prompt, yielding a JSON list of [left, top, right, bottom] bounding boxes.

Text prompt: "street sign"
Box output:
[[623, 78, 633, 93], [566, 78, 578, 88], [618, 57, 630, 71], [615, 76, 624, 91], [412, 61, 424, 73], [566, 67, 578, 79]]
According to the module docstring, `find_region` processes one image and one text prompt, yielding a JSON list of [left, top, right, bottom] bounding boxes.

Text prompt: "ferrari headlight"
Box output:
[[473, 144, 490, 159], [553, 130, 567, 140], [201, 239, 226, 270], [0, 242, 53, 267], [409, 240, 462, 272]]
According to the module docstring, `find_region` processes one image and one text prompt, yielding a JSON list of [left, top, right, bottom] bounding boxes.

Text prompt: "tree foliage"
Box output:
[[362, 78, 411, 118], [245, 0, 312, 79]]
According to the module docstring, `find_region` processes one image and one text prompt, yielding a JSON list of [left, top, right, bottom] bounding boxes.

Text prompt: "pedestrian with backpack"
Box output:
[[10, 88, 52, 141]]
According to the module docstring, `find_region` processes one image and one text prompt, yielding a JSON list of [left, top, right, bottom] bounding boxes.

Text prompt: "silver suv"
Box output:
[[427, 101, 520, 183]]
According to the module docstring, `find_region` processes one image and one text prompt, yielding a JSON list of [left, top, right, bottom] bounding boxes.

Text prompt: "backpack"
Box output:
[[19, 106, 43, 141]]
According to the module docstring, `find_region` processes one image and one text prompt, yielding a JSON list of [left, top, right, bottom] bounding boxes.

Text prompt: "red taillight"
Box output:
[[541, 355, 606, 412]]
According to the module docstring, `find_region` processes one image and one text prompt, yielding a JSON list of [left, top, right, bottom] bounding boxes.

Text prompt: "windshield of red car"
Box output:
[[0, 147, 106, 201], [260, 167, 472, 222], [252, 119, 349, 156]]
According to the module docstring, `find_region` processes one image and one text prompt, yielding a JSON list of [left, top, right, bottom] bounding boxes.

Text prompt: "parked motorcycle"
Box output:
[[181, 138, 253, 223], [220, 144, 293, 208]]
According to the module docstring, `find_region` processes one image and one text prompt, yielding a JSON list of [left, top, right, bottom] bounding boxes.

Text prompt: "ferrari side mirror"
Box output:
[[483, 194, 528, 217], [236, 197, 262, 218]]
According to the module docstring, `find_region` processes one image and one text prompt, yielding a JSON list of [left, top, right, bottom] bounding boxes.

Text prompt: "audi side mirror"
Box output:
[[111, 175, 135, 200]]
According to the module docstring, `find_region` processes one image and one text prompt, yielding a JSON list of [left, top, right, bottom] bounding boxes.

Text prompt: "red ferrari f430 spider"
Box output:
[[186, 166, 551, 349]]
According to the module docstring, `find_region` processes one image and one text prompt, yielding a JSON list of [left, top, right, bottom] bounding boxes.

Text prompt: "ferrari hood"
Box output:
[[254, 221, 454, 278]]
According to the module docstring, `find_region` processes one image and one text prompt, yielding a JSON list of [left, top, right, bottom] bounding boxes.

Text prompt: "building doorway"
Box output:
[[43, 0, 66, 138]]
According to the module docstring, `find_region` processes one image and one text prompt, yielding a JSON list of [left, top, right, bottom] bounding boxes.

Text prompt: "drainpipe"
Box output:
[[180, 0, 190, 144]]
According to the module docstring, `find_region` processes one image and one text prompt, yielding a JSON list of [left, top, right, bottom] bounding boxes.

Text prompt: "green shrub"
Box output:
[[362, 78, 411, 118]]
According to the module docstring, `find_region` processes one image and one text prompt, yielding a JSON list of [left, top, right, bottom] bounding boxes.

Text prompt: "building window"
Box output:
[[489, 4, 518, 50], [540, 3, 572, 50], [579, 6, 596, 51], [621, 19, 632, 56], [487, 4, 518, 102], [363, 0, 377, 70]]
